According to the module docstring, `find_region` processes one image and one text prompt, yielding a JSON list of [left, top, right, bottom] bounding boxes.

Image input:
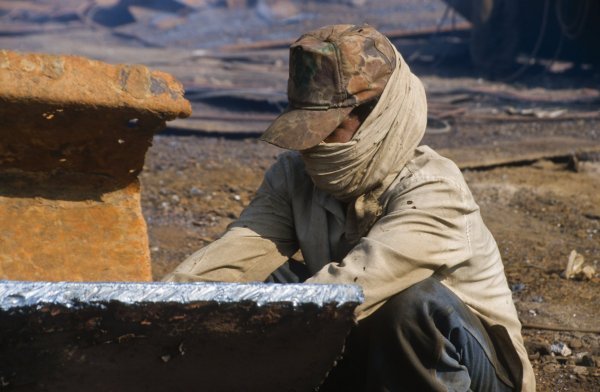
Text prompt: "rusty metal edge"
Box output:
[[0, 49, 192, 120]]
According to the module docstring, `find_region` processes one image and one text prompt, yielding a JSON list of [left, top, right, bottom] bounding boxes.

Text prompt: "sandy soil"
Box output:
[[140, 132, 600, 391]]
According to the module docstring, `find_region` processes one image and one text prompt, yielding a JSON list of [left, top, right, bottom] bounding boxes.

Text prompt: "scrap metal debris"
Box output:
[[505, 106, 567, 119], [551, 342, 573, 357], [563, 250, 596, 281]]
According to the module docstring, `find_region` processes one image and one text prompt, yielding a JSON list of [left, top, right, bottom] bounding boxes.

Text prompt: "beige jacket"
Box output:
[[164, 146, 535, 391]]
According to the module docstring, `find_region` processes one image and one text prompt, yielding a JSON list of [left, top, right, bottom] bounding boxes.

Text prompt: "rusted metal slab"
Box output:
[[0, 50, 191, 182], [0, 50, 191, 124], [0, 50, 191, 282], [0, 281, 363, 392]]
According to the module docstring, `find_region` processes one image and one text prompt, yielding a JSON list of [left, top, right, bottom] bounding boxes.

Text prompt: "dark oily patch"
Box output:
[[119, 64, 151, 99], [150, 75, 180, 100]]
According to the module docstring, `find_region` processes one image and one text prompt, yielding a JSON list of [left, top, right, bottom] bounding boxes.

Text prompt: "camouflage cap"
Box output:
[[260, 24, 396, 150]]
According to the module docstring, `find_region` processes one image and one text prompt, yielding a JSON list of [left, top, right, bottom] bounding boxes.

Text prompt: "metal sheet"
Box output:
[[0, 281, 363, 391]]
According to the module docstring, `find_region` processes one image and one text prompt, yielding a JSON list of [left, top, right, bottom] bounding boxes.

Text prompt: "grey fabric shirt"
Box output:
[[164, 145, 535, 391]]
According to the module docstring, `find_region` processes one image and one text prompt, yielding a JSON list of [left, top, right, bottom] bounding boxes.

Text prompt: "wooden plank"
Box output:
[[218, 22, 472, 52], [166, 117, 270, 134], [440, 137, 600, 170]]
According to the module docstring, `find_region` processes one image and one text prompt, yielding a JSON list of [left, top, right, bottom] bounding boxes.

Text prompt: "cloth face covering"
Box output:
[[300, 44, 428, 241]]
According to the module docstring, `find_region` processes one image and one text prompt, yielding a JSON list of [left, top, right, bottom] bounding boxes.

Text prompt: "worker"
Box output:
[[163, 24, 534, 391]]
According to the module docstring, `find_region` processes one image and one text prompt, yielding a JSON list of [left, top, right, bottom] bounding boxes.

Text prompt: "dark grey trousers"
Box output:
[[268, 266, 518, 391], [318, 277, 517, 392]]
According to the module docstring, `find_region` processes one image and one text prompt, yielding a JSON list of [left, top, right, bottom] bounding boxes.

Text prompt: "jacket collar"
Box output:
[[313, 185, 346, 222]]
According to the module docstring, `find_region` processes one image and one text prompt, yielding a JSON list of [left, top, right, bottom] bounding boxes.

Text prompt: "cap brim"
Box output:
[[260, 106, 354, 150]]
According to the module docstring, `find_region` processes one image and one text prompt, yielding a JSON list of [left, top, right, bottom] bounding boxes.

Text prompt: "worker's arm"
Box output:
[[162, 154, 299, 283], [307, 169, 475, 319]]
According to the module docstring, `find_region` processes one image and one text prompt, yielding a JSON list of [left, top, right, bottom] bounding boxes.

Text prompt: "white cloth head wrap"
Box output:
[[300, 45, 427, 241], [301, 46, 427, 200]]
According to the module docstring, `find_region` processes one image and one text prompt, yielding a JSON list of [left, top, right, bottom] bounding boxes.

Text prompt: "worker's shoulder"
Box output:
[[405, 145, 464, 183], [389, 145, 470, 200], [384, 146, 475, 213]]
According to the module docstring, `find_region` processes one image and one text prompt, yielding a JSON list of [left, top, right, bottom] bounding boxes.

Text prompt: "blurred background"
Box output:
[[1, 0, 598, 133]]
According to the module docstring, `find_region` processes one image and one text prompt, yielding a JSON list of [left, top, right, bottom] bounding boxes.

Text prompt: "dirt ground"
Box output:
[[141, 131, 600, 391]]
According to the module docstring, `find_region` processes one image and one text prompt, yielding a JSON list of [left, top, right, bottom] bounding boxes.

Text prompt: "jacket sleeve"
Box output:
[[162, 155, 299, 283], [306, 173, 475, 320]]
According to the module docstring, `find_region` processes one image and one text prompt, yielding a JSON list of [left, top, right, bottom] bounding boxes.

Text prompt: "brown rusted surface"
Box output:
[[0, 175, 152, 281], [0, 50, 191, 282], [0, 50, 191, 181], [0, 50, 191, 118]]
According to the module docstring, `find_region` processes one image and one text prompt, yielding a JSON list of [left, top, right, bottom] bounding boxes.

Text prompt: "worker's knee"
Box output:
[[372, 277, 458, 328]]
